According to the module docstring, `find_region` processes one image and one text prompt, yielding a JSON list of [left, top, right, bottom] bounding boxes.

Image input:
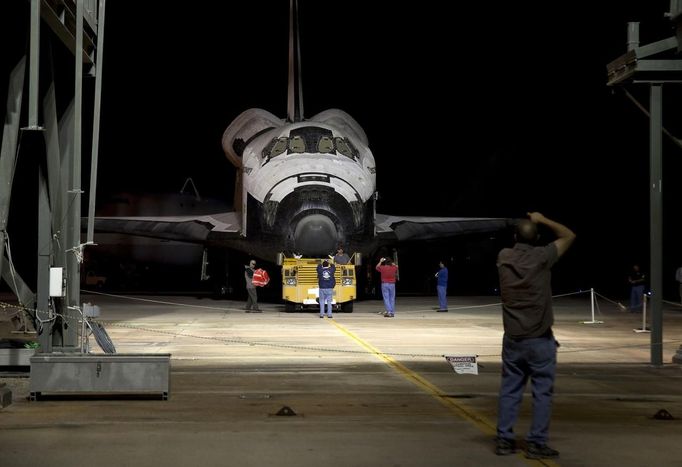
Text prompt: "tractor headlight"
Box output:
[[286, 278, 297, 286], [342, 278, 353, 286]]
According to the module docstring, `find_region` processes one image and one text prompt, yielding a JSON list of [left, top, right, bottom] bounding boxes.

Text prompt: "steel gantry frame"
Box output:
[[606, 1, 682, 365], [0, 0, 106, 352]]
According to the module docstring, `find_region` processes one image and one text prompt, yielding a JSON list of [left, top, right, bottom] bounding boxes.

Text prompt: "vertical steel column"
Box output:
[[36, 168, 52, 351], [28, 0, 41, 129], [28, 0, 49, 345], [649, 84, 663, 366], [63, 0, 85, 348], [87, 0, 106, 243]]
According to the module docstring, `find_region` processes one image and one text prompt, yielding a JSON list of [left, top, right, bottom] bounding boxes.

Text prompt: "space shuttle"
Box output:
[[221, 0, 376, 258], [92, 0, 512, 263]]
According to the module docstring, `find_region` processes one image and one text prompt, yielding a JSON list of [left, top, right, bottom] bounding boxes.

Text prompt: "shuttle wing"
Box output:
[[90, 211, 242, 245], [375, 213, 514, 242]]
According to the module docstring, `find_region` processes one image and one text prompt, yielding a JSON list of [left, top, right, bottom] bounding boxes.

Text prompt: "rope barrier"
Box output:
[[1, 288, 680, 360], [594, 291, 626, 309], [82, 289, 237, 312]]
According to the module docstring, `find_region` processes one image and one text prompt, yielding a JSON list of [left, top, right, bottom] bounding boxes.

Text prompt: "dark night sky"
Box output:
[[2, 0, 682, 298]]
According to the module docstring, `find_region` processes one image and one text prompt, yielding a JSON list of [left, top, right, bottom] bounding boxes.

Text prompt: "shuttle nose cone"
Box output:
[[293, 214, 338, 256]]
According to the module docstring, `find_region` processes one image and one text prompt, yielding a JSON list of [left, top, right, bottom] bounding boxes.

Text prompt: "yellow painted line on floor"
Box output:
[[330, 319, 560, 467]]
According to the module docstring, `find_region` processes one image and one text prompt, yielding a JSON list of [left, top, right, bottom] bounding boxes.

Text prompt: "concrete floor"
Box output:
[[1, 292, 682, 467]]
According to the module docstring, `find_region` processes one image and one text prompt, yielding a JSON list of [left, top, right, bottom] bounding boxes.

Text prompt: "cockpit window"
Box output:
[[334, 137, 352, 158], [344, 137, 359, 159], [318, 136, 334, 153], [262, 126, 360, 162], [289, 135, 306, 153], [270, 137, 288, 158], [289, 126, 332, 154]]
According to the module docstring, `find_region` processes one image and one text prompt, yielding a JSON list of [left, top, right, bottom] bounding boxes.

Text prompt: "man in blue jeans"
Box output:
[[376, 257, 399, 317], [435, 260, 448, 312], [628, 264, 646, 312], [317, 260, 336, 318], [495, 212, 575, 459]]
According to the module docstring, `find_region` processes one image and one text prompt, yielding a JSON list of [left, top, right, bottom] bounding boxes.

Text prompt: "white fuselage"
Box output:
[[243, 122, 376, 206], [222, 108, 377, 256]]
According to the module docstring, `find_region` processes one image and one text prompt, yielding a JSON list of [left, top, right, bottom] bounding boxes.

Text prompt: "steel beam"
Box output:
[[0, 58, 27, 296], [87, 0, 106, 244], [28, 0, 41, 129], [649, 84, 663, 366]]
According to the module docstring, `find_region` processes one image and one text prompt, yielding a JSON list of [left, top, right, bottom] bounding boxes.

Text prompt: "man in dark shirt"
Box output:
[[435, 260, 449, 312], [244, 259, 261, 313], [317, 260, 336, 318], [495, 212, 575, 459], [628, 264, 646, 312], [333, 246, 350, 265]]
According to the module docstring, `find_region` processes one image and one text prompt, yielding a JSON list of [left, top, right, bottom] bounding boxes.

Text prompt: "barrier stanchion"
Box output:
[[633, 294, 651, 333], [581, 288, 604, 324]]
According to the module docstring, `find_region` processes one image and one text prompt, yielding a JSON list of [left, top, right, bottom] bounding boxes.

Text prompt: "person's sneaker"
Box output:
[[327, 315, 333, 319], [319, 315, 324, 318], [525, 442, 559, 459], [495, 438, 517, 456], [437, 309, 448, 312]]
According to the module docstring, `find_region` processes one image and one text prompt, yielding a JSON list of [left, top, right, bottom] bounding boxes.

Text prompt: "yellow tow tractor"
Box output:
[[279, 253, 361, 312]]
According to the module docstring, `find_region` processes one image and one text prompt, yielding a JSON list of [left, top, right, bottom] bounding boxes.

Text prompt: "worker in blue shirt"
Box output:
[[317, 260, 336, 318], [435, 260, 449, 312]]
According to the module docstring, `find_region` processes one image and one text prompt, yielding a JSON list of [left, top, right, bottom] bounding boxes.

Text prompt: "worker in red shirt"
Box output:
[[376, 257, 399, 317]]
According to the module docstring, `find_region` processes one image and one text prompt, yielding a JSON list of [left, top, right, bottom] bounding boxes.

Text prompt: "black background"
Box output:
[[2, 0, 682, 300]]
